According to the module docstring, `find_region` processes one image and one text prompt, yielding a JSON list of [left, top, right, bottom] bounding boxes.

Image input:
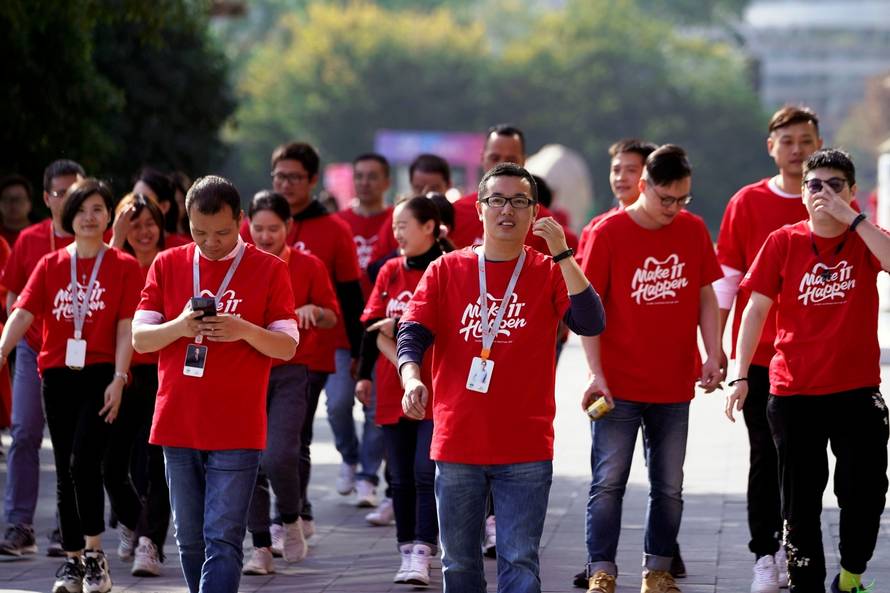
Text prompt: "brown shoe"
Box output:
[[587, 570, 616, 593], [641, 569, 681, 593]]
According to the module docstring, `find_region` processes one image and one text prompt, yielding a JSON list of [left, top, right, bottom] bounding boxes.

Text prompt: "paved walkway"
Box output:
[[1, 337, 888, 592]]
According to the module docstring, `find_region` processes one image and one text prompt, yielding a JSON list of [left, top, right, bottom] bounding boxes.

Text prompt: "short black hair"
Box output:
[[271, 142, 320, 178], [398, 195, 455, 253], [43, 159, 85, 192], [803, 149, 856, 188], [769, 105, 820, 136], [353, 153, 390, 178], [486, 123, 526, 154], [645, 144, 692, 186], [249, 190, 291, 224], [61, 178, 114, 235], [409, 154, 451, 185], [532, 175, 553, 208], [478, 162, 538, 203], [608, 138, 658, 161], [136, 167, 178, 233], [0, 174, 33, 200], [425, 192, 455, 231], [185, 175, 242, 220]]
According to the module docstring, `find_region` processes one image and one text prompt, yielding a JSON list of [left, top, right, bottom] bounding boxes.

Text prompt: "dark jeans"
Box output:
[[248, 364, 309, 547], [382, 418, 437, 548], [42, 364, 114, 551], [742, 365, 782, 557], [299, 370, 328, 521], [103, 364, 170, 553], [768, 389, 889, 593]]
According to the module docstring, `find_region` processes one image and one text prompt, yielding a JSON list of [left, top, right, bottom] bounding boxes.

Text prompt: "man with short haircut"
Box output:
[[133, 175, 299, 593], [577, 139, 657, 265], [398, 162, 605, 592], [0, 175, 34, 246], [0, 159, 84, 557], [580, 145, 723, 593], [715, 105, 823, 592], [726, 149, 888, 593]]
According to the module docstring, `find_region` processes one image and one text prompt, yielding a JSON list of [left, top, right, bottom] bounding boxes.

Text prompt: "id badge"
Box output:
[[65, 338, 87, 370], [183, 344, 208, 378], [466, 357, 494, 393]]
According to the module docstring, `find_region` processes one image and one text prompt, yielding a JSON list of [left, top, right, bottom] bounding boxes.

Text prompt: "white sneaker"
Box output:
[[283, 519, 307, 563], [751, 554, 780, 593], [393, 543, 413, 583], [776, 547, 789, 588], [483, 515, 496, 557], [52, 557, 84, 593], [355, 479, 378, 508], [242, 547, 275, 575], [336, 462, 357, 495], [366, 497, 395, 525], [404, 543, 432, 586], [117, 525, 135, 561], [83, 550, 112, 593], [269, 523, 284, 557], [131, 537, 162, 577], [301, 518, 316, 542]]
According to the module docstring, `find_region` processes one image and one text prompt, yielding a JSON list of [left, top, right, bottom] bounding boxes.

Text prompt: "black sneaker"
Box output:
[[0, 524, 38, 556], [830, 573, 874, 593], [573, 568, 588, 588], [53, 557, 85, 593], [47, 527, 65, 557], [671, 545, 687, 578], [83, 549, 112, 593]]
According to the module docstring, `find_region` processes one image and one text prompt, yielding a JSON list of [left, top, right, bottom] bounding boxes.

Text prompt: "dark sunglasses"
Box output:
[[803, 177, 846, 194]]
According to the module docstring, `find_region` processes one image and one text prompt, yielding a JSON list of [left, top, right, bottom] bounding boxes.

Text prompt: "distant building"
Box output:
[[740, 0, 890, 140]]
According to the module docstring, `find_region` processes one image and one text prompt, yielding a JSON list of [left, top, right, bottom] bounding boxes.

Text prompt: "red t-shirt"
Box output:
[[17, 247, 142, 373], [335, 207, 393, 297], [240, 212, 360, 353], [0, 227, 22, 248], [277, 247, 340, 370], [578, 206, 620, 267], [716, 179, 809, 367], [361, 257, 433, 425], [370, 210, 399, 264], [165, 233, 192, 248], [582, 210, 723, 403], [139, 243, 297, 450], [401, 246, 570, 464], [449, 193, 562, 254], [131, 263, 158, 367], [741, 221, 883, 395]]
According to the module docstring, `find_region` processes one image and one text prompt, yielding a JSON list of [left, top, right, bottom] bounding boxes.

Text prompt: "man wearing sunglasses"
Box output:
[[579, 144, 723, 593], [726, 149, 888, 593], [714, 105, 823, 592]]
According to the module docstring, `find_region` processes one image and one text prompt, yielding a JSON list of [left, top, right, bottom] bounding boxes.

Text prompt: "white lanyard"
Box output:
[[192, 243, 246, 302], [476, 247, 525, 361], [69, 245, 107, 340]]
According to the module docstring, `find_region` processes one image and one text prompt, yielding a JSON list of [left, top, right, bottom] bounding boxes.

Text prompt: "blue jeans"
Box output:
[[163, 447, 261, 593], [585, 399, 689, 576], [324, 348, 384, 484], [436, 460, 552, 593], [4, 340, 43, 526]]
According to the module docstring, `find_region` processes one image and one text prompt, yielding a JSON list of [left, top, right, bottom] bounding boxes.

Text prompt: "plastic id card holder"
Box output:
[[466, 357, 493, 393], [183, 344, 208, 378], [65, 338, 87, 370]]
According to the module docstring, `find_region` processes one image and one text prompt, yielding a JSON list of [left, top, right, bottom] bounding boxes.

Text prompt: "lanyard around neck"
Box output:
[[69, 245, 107, 340], [476, 247, 525, 361], [192, 243, 246, 303]]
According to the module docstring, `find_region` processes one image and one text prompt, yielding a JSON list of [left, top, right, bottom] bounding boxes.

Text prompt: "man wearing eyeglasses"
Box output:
[[397, 162, 604, 592], [726, 149, 889, 593], [714, 105, 823, 592], [579, 145, 723, 593]]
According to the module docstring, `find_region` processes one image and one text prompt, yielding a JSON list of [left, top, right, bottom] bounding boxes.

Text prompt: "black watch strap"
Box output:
[[552, 248, 575, 263], [850, 213, 867, 232]]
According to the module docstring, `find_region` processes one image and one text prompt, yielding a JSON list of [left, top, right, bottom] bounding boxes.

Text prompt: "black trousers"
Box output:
[[768, 389, 889, 593], [43, 364, 114, 552], [102, 364, 170, 553], [299, 370, 329, 521], [742, 365, 782, 557]]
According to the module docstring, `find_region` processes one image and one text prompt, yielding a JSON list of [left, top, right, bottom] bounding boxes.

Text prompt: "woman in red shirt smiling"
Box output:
[[0, 179, 142, 593]]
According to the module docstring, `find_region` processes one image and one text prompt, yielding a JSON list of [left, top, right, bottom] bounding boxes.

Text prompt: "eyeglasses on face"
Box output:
[[650, 186, 692, 208], [271, 171, 308, 185], [803, 177, 846, 194], [478, 195, 536, 209]]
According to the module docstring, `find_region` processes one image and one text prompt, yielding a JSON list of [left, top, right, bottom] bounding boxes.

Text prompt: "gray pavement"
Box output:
[[1, 336, 889, 592]]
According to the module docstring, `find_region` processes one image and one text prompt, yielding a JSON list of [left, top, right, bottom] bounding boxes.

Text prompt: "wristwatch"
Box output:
[[113, 371, 129, 385]]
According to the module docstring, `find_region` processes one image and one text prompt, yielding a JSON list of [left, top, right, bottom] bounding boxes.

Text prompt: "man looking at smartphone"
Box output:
[[132, 176, 299, 593]]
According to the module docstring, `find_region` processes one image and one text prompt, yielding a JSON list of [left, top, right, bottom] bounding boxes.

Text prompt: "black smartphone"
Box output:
[[190, 297, 217, 319]]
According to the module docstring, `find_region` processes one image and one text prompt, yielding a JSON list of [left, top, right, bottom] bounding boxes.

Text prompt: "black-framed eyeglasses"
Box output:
[[47, 189, 68, 199], [271, 171, 309, 185], [479, 195, 536, 209], [803, 177, 846, 194], [650, 186, 692, 208]]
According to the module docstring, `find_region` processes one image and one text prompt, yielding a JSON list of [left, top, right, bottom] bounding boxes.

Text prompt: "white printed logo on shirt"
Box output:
[[293, 241, 312, 255], [354, 235, 377, 270], [798, 261, 855, 306], [52, 281, 107, 321], [198, 289, 244, 315], [385, 290, 413, 318], [630, 254, 688, 305], [458, 292, 527, 342]]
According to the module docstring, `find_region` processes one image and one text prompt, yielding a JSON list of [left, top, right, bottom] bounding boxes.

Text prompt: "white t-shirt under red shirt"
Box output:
[[401, 246, 570, 464], [138, 242, 297, 451], [17, 246, 142, 373], [741, 220, 883, 396], [582, 210, 723, 403]]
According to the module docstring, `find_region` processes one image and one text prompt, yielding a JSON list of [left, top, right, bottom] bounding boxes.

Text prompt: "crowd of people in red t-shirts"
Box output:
[[0, 109, 887, 593]]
